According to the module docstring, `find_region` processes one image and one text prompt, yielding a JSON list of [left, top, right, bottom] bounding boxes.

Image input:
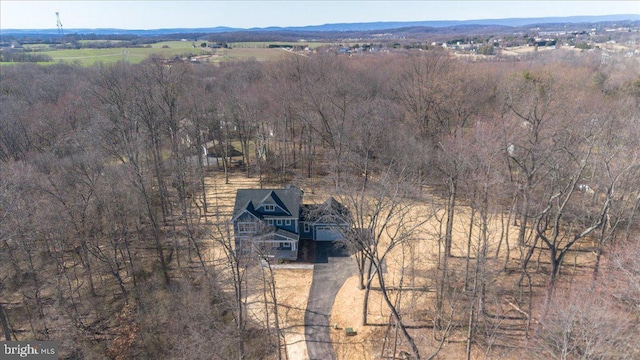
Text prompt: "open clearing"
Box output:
[[328, 202, 598, 359], [9, 40, 305, 66], [201, 170, 601, 359]]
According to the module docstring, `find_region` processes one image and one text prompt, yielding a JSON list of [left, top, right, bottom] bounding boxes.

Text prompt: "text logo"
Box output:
[[2, 342, 57, 359]]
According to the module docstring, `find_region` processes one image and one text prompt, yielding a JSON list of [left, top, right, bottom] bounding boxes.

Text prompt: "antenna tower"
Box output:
[[56, 12, 64, 36]]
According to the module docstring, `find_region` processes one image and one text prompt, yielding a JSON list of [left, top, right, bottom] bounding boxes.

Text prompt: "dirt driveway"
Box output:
[[305, 242, 354, 360]]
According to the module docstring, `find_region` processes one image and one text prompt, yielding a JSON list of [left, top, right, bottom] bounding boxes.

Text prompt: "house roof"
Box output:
[[259, 191, 292, 215], [252, 228, 300, 241], [207, 144, 243, 157], [230, 200, 260, 222], [274, 228, 300, 240], [232, 188, 303, 220], [300, 197, 350, 224]]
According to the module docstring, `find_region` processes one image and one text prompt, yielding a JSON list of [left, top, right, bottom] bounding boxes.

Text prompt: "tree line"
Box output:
[[1, 48, 639, 359]]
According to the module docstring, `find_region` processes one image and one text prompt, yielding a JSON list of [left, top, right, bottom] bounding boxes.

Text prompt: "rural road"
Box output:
[[305, 242, 355, 360]]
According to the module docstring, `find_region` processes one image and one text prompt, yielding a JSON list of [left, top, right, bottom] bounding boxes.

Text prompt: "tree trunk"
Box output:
[[502, 199, 516, 271], [376, 266, 421, 360], [435, 228, 449, 331], [464, 206, 476, 291], [362, 286, 370, 326], [236, 266, 245, 360], [518, 235, 538, 287], [357, 251, 366, 290], [546, 247, 561, 304], [445, 179, 457, 258], [264, 261, 283, 360], [362, 260, 375, 326], [517, 192, 529, 246], [0, 301, 12, 341], [465, 296, 476, 360]]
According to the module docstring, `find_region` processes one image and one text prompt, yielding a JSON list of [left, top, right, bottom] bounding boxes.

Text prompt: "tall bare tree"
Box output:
[[341, 165, 430, 359]]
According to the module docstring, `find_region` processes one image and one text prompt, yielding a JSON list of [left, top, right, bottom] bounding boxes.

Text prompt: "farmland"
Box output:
[[3, 18, 639, 68], [1, 40, 334, 66]]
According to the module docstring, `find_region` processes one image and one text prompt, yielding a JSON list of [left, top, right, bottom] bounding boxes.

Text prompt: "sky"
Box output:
[[1, 1, 639, 30]]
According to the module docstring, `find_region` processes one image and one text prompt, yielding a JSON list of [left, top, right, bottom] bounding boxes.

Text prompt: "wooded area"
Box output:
[[1, 47, 639, 359]]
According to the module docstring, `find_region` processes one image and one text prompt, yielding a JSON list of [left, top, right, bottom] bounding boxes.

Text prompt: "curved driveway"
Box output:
[[304, 243, 355, 360]]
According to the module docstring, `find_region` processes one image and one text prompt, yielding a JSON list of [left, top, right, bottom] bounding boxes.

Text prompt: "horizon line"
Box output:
[[1, 13, 638, 32]]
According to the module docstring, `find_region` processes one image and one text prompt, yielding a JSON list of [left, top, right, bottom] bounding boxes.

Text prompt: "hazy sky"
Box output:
[[1, 1, 639, 30]]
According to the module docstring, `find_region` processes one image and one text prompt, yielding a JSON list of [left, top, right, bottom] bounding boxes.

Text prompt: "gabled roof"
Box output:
[[252, 228, 300, 242], [232, 188, 303, 220], [274, 228, 300, 241], [300, 197, 350, 224], [230, 200, 261, 222], [259, 191, 291, 215]]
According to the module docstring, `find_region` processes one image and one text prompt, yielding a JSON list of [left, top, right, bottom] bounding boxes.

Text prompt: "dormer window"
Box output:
[[264, 205, 275, 212]]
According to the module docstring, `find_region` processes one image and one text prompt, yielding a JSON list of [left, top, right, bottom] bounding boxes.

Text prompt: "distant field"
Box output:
[[21, 44, 53, 50], [212, 47, 295, 62], [38, 40, 212, 66], [229, 41, 332, 49], [2, 40, 301, 66]]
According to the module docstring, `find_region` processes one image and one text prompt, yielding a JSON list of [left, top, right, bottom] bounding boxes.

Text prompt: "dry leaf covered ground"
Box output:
[[203, 171, 599, 359]]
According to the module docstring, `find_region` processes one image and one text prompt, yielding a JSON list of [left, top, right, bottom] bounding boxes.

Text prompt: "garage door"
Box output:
[[315, 226, 344, 241]]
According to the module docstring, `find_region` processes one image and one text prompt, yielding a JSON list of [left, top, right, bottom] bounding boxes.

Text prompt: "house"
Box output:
[[231, 186, 350, 260]]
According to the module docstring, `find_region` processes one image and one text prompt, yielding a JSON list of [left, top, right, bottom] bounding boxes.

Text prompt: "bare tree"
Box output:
[[393, 51, 451, 141], [531, 284, 638, 359], [341, 165, 430, 359], [92, 62, 172, 284]]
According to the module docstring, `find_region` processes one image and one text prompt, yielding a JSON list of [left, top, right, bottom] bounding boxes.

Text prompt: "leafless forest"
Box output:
[[1, 48, 639, 359]]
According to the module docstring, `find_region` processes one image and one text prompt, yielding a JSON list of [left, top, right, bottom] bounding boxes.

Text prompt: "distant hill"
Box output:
[[258, 14, 640, 32], [0, 27, 239, 36], [2, 14, 639, 37]]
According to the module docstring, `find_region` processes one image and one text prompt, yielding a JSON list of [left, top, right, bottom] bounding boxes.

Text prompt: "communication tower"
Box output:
[[56, 12, 64, 36]]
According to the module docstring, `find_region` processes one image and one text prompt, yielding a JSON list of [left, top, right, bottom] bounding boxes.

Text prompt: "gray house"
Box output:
[[231, 186, 350, 260]]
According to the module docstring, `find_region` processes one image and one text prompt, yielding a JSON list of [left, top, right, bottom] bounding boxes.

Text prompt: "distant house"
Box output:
[[231, 186, 350, 260]]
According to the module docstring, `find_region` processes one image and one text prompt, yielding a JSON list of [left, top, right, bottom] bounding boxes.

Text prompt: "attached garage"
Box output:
[[315, 226, 345, 241]]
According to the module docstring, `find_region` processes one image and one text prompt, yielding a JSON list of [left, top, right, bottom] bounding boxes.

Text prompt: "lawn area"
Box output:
[[34, 46, 210, 66]]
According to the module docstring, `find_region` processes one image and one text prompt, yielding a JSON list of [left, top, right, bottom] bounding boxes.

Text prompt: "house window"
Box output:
[[285, 219, 291, 226], [264, 205, 275, 212], [268, 219, 274, 225], [276, 219, 283, 226], [280, 242, 292, 250], [304, 223, 310, 232], [237, 222, 256, 233]]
